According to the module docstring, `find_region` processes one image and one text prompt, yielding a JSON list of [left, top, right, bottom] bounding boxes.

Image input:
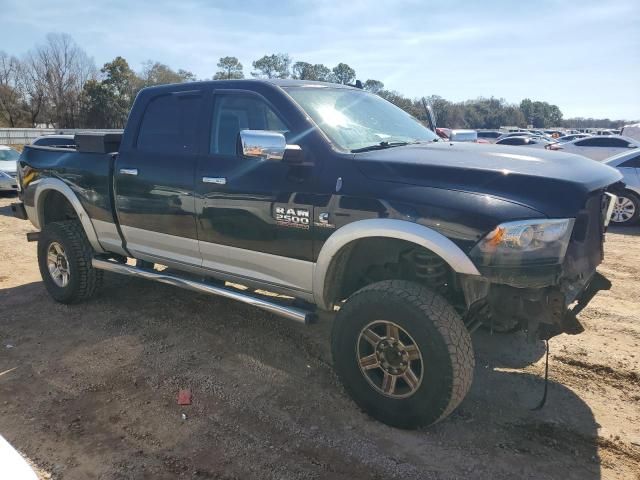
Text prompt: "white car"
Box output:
[[0, 145, 19, 177], [548, 135, 639, 161], [603, 150, 640, 225], [495, 136, 554, 149]]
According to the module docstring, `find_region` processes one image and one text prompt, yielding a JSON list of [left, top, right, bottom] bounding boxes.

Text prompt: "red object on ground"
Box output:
[[177, 389, 192, 405]]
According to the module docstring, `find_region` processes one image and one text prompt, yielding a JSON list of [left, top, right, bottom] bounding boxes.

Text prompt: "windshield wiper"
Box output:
[[351, 141, 414, 153]]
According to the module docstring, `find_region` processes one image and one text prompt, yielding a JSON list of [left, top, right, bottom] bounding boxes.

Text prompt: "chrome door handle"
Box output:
[[202, 177, 227, 185], [120, 168, 138, 176]]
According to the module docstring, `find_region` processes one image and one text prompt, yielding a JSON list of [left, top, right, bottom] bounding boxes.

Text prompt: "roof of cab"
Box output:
[[139, 78, 358, 94]]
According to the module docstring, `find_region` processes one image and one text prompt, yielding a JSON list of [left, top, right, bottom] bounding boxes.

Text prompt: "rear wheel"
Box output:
[[37, 220, 103, 304], [331, 280, 474, 429], [610, 191, 640, 225]]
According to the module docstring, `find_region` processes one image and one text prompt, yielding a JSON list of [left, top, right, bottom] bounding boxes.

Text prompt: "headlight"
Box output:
[[470, 218, 575, 267]]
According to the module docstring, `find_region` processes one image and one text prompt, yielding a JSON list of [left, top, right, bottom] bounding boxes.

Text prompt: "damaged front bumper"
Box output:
[[461, 271, 611, 340], [485, 272, 611, 340], [462, 190, 616, 340]]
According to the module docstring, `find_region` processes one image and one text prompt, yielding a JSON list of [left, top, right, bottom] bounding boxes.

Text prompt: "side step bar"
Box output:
[[91, 258, 317, 325]]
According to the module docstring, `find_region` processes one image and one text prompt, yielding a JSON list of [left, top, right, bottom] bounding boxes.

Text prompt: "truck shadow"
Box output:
[[0, 277, 606, 479], [608, 224, 640, 237], [0, 196, 19, 217]]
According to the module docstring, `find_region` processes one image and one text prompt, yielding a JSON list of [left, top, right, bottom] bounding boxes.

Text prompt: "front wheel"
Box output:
[[37, 220, 103, 304], [331, 280, 474, 429]]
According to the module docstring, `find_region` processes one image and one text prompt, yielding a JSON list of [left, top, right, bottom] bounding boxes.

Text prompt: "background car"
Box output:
[[0, 145, 19, 177], [603, 150, 640, 225], [495, 136, 555, 149], [556, 133, 592, 143], [32, 134, 76, 149], [0, 170, 19, 194], [547, 135, 639, 161], [449, 129, 478, 142], [496, 131, 553, 142], [435, 127, 451, 139], [476, 130, 502, 142], [621, 123, 640, 143]]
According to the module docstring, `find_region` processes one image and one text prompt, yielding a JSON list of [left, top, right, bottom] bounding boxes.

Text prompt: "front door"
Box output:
[[115, 89, 206, 265], [195, 90, 315, 294]]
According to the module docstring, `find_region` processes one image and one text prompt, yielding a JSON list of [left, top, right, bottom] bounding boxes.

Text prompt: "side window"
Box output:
[[575, 137, 613, 147], [137, 93, 202, 154], [210, 94, 289, 155], [620, 155, 640, 168], [500, 138, 519, 145], [604, 138, 629, 148]]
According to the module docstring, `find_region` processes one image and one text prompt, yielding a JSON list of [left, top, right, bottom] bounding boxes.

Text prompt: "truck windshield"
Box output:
[[284, 87, 438, 152]]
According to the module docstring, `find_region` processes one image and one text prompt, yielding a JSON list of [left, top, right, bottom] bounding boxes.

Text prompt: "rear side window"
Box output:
[[575, 138, 598, 146], [478, 131, 499, 138], [575, 137, 629, 148], [604, 138, 630, 147], [137, 92, 203, 154], [210, 94, 289, 155], [620, 155, 640, 168]]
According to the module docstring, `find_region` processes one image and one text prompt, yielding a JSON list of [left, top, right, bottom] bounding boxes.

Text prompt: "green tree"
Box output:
[[251, 54, 291, 79], [81, 79, 115, 128], [101, 56, 138, 126], [331, 63, 356, 84], [213, 56, 244, 80], [363, 79, 384, 93], [140, 61, 195, 86], [291, 62, 332, 81]]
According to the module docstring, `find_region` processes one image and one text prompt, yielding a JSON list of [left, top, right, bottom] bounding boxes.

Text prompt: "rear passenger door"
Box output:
[[115, 89, 206, 265]]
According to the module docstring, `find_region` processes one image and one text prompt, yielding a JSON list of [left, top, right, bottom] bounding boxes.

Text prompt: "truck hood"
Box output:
[[355, 142, 623, 217]]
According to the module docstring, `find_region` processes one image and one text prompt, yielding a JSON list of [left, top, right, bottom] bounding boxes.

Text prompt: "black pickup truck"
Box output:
[[12, 79, 622, 428]]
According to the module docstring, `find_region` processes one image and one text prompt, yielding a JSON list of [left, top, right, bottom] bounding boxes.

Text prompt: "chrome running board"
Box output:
[[92, 258, 316, 324]]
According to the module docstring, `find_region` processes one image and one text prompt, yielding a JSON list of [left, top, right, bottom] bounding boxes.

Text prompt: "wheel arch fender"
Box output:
[[30, 178, 105, 253], [312, 218, 480, 310]]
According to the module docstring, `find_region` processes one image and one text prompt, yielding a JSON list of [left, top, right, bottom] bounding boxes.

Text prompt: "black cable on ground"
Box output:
[[532, 339, 550, 411]]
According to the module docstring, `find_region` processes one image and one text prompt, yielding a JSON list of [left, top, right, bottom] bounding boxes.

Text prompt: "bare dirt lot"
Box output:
[[1, 194, 639, 480]]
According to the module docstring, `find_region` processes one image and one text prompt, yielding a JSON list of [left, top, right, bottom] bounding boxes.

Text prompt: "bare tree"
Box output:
[[25, 33, 96, 128], [0, 51, 25, 127]]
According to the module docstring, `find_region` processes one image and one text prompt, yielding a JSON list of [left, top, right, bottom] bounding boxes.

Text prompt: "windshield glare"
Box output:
[[285, 87, 438, 151], [0, 148, 20, 161]]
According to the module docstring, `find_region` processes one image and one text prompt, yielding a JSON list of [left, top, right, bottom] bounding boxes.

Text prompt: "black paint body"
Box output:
[[18, 79, 622, 268]]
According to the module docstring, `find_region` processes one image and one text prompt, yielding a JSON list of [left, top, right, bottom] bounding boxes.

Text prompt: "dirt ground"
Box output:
[[1, 194, 639, 480]]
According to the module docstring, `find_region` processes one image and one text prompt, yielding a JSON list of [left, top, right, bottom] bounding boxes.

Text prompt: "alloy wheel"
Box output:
[[47, 241, 70, 287], [356, 320, 424, 398], [611, 196, 636, 223]]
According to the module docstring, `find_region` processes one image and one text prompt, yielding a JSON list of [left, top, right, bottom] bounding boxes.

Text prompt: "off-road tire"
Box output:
[[331, 280, 474, 429], [37, 220, 103, 304]]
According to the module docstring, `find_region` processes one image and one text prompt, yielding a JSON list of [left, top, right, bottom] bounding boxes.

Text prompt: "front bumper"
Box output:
[[486, 271, 611, 339]]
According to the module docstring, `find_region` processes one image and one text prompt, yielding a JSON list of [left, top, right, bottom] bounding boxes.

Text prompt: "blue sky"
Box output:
[[1, 0, 638, 119]]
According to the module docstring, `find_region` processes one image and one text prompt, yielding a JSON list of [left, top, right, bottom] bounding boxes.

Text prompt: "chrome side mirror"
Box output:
[[239, 130, 287, 161]]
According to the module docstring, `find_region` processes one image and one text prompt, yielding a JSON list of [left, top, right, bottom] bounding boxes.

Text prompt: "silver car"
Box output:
[[0, 170, 18, 193], [0, 146, 19, 193], [604, 150, 640, 225]]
